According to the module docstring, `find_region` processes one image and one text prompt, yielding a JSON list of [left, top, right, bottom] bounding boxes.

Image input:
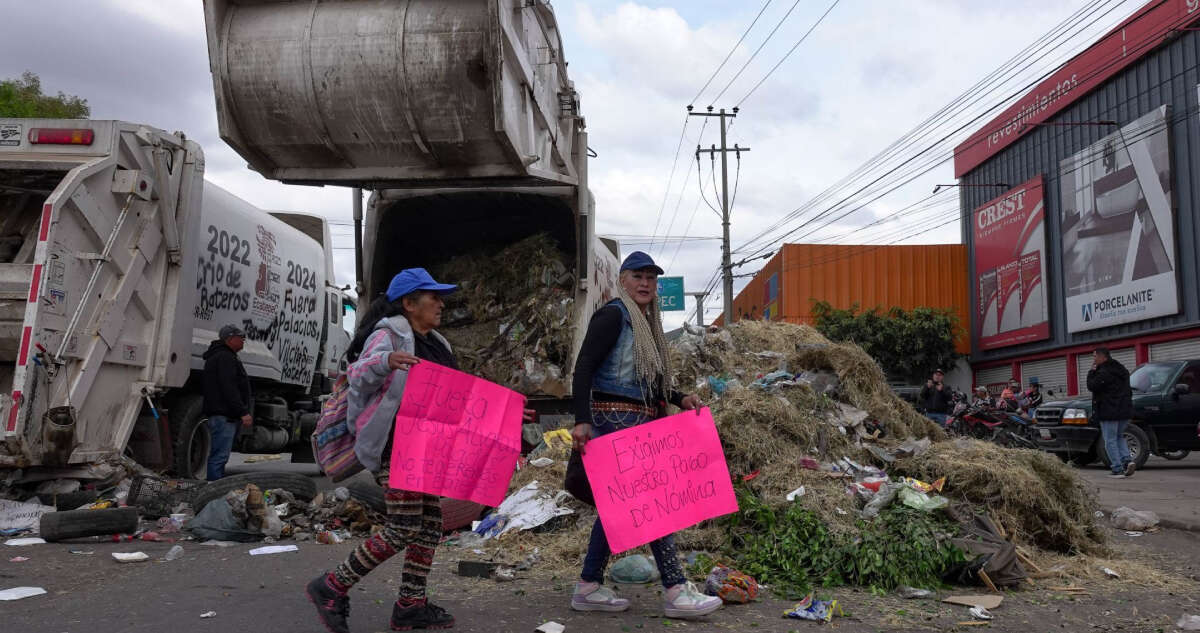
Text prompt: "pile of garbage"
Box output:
[[434, 233, 577, 397]]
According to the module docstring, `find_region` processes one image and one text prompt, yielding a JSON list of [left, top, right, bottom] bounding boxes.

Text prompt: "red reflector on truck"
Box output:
[[28, 128, 94, 145], [6, 391, 21, 432]]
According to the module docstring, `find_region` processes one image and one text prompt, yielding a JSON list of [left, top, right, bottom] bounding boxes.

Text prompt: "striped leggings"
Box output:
[[331, 471, 442, 600]]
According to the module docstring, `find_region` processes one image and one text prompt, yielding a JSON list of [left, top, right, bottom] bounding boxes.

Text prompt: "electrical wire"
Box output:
[[736, 0, 841, 107], [709, 0, 805, 105], [690, 0, 775, 105]]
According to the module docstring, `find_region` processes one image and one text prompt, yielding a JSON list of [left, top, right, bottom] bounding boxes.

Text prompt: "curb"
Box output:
[[1101, 505, 1200, 534]]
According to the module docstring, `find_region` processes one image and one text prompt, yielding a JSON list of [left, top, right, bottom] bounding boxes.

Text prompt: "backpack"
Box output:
[[311, 374, 364, 482]]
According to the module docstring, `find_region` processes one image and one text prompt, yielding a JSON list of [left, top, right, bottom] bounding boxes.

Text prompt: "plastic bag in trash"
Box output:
[[1177, 614, 1200, 631], [703, 564, 760, 603], [898, 486, 949, 512], [609, 554, 660, 584], [1110, 507, 1159, 531], [862, 482, 903, 519], [187, 499, 264, 543], [785, 594, 842, 622]]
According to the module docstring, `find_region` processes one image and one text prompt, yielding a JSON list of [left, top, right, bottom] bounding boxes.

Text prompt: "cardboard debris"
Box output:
[[0, 500, 54, 536], [943, 595, 1004, 609], [0, 586, 47, 601]]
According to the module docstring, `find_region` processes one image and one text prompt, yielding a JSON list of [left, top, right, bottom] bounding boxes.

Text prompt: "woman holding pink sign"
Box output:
[[568, 251, 722, 620], [306, 268, 460, 633]]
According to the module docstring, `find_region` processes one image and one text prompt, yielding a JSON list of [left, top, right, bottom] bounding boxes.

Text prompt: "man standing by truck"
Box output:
[[203, 325, 253, 481], [1087, 347, 1136, 479]]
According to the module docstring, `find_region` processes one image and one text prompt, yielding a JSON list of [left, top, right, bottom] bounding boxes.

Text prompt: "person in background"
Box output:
[[1087, 346, 1136, 479], [569, 251, 722, 620], [997, 380, 1022, 412], [1020, 377, 1044, 415], [919, 369, 952, 425], [202, 324, 252, 481], [306, 268, 534, 633], [971, 386, 994, 408]]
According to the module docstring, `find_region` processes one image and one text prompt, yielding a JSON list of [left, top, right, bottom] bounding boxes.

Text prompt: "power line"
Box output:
[[736, 0, 841, 107], [689, 0, 775, 105], [647, 117, 691, 254], [709, 0, 804, 105]]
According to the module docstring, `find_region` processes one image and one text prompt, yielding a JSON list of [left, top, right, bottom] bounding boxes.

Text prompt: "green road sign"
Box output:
[[658, 276, 684, 312]]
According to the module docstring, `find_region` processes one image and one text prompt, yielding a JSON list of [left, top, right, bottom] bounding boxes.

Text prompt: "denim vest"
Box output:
[[592, 300, 649, 401]]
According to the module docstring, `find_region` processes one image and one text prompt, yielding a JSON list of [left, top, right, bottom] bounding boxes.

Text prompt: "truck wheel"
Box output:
[[191, 472, 317, 513], [1160, 449, 1190, 460], [168, 395, 211, 480], [40, 507, 139, 542], [1099, 424, 1151, 470]]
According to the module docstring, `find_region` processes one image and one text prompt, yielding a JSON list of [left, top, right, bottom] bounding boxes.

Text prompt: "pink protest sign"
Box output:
[[388, 362, 524, 506], [582, 408, 738, 554]]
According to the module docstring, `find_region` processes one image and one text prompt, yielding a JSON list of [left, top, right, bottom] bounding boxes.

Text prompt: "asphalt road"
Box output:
[[1075, 452, 1200, 531]]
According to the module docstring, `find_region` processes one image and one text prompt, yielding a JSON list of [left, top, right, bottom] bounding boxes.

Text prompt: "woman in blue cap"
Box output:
[[568, 251, 722, 619], [307, 267, 475, 632]]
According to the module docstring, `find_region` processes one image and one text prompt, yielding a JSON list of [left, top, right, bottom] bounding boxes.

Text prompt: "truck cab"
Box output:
[[1034, 360, 1200, 467]]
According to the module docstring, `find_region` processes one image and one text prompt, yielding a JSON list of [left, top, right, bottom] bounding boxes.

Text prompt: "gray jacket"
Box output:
[[345, 316, 453, 473]]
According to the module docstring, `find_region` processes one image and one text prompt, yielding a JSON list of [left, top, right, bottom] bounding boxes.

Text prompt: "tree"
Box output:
[[0, 71, 89, 119], [812, 301, 960, 384]]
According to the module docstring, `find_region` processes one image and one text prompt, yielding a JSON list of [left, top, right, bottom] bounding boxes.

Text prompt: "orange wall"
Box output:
[[728, 244, 970, 353]]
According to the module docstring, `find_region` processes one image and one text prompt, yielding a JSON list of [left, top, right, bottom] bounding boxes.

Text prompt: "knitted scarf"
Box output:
[[617, 287, 673, 400]]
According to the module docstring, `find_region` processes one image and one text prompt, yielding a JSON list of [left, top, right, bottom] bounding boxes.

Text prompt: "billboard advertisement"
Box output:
[[973, 176, 1050, 350], [1059, 105, 1178, 333]]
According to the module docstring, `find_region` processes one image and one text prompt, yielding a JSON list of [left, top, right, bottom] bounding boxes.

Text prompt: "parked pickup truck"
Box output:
[[1034, 360, 1200, 468]]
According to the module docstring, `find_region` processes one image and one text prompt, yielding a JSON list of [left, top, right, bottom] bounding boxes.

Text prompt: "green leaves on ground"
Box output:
[[726, 490, 966, 597]]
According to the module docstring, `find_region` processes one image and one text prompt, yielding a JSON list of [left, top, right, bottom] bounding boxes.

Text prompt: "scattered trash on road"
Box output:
[[1110, 507, 1159, 531], [609, 554, 659, 584], [897, 586, 934, 599], [4, 537, 45, 546], [943, 595, 1004, 609], [0, 586, 47, 601], [0, 499, 55, 536], [1124, 531, 1144, 537], [784, 594, 842, 622], [1177, 614, 1200, 631], [534, 622, 565, 633], [1101, 567, 1121, 579], [67, 549, 93, 555], [969, 606, 994, 620], [164, 545, 184, 561], [112, 552, 149, 563], [785, 486, 806, 501], [8, 556, 29, 562], [248, 545, 298, 556], [200, 611, 217, 619]]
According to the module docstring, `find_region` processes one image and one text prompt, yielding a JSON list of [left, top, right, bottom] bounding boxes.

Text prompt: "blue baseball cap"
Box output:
[[620, 251, 664, 275], [386, 268, 457, 302]]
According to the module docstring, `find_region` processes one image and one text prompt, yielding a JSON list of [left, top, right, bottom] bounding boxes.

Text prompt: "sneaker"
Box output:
[[306, 574, 351, 633], [663, 581, 722, 619], [390, 601, 455, 630], [570, 581, 631, 612], [1124, 461, 1136, 477], [1107, 472, 1127, 479]]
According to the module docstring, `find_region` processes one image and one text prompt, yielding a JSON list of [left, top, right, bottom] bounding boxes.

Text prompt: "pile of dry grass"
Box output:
[[895, 438, 1106, 554]]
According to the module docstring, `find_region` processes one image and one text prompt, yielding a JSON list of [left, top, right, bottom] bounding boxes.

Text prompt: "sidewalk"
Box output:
[[1076, 453, 1200, 531]]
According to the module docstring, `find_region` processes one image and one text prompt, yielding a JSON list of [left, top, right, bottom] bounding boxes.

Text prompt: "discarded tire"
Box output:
[[192, 472, 317, 513], [346, 478, 384, 513], [50, 490, 100, 511], [40, 507, 139, 542]]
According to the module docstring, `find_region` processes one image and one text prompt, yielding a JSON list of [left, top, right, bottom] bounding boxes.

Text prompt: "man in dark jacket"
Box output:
[[1086, 347, 1135, 478], [919, 369, 952, 426], [203, 324, 252, 481]]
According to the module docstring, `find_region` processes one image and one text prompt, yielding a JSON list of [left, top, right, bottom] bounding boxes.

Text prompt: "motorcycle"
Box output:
[[947, 394, 1039, 449]]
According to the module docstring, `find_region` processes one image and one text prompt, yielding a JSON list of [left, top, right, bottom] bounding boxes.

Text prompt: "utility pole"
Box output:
[[690, 106, 748, 323], [686, 291, 709, 327]]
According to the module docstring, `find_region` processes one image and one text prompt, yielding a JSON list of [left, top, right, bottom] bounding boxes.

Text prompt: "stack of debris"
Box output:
[[433, 233, 577, 397]]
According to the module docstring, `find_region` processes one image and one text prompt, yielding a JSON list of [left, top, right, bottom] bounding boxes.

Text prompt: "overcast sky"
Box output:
[[1, 0, 1138, 329]]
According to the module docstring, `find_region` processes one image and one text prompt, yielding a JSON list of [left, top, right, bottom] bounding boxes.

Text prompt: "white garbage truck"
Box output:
[[202, 0, 621, 415], [0, 119, 351, 480]]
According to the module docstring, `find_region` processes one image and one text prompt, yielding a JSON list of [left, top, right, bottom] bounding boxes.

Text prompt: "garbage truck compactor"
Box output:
[[202, 0, 620, 416], [0, 119, 350, 479]]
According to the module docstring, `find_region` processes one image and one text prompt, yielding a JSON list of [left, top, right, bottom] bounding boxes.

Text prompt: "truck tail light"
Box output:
[[28, 128, 94, 145]]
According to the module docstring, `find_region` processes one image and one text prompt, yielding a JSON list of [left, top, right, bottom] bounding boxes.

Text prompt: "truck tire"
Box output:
[[1160, 449, 1190, 460], [1098, 424, 1151, 471], [40, 507, 139, 542], [168, 394, 211, 480], [192, 472, 317, 513]]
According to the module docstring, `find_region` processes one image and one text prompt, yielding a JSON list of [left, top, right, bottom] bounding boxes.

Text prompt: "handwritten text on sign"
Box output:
[[582, 408, 738, 553], [388, 362, 524, 506]]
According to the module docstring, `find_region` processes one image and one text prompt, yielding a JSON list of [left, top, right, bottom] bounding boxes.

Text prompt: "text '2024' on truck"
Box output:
[[1, 0, 619, 482], [0, 120, 352, 480]]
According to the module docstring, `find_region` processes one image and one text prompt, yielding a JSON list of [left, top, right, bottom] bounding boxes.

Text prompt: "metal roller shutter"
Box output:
[[1020, 357, 1068, 398], [976, 366, 1012, 390], [1149, 338, 1200, 362], [1076, 347, 1136, 393]]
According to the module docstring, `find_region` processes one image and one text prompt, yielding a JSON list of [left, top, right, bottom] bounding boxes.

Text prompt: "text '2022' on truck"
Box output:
[[1035, 360, 1200, 468], [0, 119, 352, 480]]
